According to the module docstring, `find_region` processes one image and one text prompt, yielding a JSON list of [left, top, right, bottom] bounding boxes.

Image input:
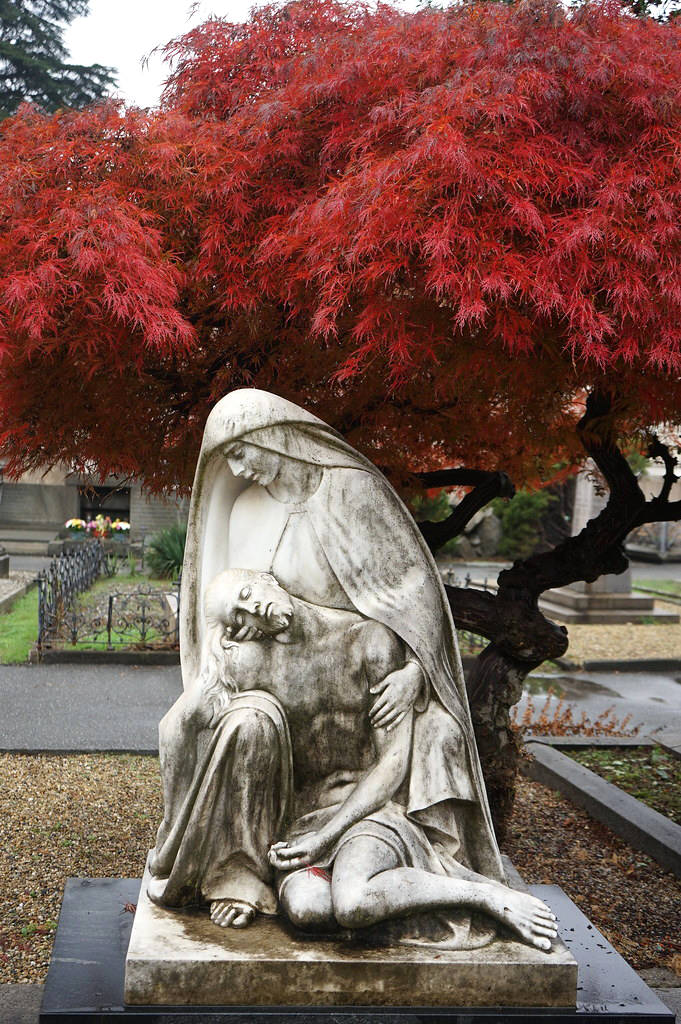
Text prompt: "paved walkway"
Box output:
[[519, 668, 681, 755], [0, 663, 181, 752]]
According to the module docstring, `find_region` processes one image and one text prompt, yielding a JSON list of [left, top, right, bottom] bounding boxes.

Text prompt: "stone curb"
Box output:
[[0, 746, 158, 756], [557, 657, 681, 672], [523, 735, 653, 748], [522, 742, 681, 879], [33, 648, 179, 666], [0, 578, 35, 615]]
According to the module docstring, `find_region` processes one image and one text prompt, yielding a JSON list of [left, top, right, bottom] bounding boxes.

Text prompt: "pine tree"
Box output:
[[0, 0, 115, 118]]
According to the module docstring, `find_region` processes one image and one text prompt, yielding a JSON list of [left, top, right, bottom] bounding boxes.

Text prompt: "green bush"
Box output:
[[146, 522, 187, 579], [491, 490, 555, 560]]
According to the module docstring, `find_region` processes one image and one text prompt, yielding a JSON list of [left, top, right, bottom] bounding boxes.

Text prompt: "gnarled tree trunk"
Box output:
[[418, 391, 681, 841]]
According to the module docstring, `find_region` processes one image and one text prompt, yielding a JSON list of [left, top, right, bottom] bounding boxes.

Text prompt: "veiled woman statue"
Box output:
[[148, 389, 557, 952]]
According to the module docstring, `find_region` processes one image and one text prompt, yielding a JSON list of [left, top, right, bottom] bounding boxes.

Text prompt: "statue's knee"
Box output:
[[332, 881, 367, 930], [231, 707, 278, 747], [280, 875, 333, 931]]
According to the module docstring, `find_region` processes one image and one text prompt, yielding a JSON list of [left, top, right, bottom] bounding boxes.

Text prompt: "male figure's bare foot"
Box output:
[[478, 883, 558, 951], [210, 899, 256, 928]]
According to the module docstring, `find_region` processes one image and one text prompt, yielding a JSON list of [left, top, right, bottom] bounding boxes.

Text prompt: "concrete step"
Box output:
[[1, 539, 50, 555], [544, 586, 655, 612], [538, 597, 679, 624], [0, 527, 55, 556]]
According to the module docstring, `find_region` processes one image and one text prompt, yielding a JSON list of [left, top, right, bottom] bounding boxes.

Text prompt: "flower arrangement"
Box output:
[[89, 514, 112, 538], [64, 515, 130, 539], [65, 518, 87, 533]]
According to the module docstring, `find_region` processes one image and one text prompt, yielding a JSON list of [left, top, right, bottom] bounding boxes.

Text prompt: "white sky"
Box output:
[[65, 0, 419, 110], [64, 1, 270, 109]]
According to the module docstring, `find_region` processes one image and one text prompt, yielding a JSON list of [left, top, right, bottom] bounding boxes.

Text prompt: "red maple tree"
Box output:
[[2, 0, 681, 828]]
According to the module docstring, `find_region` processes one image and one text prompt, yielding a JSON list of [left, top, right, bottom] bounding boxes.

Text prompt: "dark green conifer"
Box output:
[[0, 0, 116, 118]]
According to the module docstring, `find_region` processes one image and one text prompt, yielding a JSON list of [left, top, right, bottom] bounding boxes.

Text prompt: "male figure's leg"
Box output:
[[331, 836, 559, 950], [278, 867, 336, 931]]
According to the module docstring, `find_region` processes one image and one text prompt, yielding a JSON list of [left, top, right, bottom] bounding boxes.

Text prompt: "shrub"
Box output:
[[410, 489, 459, 556], [492, 490, 555, 560], [146, 522, 187, 579]]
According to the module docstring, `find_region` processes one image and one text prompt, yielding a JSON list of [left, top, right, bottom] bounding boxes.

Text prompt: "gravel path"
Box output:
[[565, 604, 681, 664], [0, 755, 679, 985], [0, 754, 162, 983]]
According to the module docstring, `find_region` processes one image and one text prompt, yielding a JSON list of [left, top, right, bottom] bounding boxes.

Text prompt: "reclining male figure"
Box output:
[[149, 568, 557, 952]]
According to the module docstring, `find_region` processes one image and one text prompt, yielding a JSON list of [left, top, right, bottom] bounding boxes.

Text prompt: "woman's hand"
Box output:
[[268, 832, 331, 871], [369, 661, 424, 730]]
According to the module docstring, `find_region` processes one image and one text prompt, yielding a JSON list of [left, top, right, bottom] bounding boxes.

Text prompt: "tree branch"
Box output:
[[648, 435, 679, 505], [445, 585, 500, 640], [418, 470, 515, 551], [499, 391, 645, 595]]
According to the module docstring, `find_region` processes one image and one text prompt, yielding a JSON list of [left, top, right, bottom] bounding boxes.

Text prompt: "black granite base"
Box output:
[[39, 879, 673, 1024]]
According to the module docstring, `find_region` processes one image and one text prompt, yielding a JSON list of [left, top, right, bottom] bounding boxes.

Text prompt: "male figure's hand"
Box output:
[[268, 832, 330, 871], [222, 625, 261, 643], [369, 661, 424, 731]]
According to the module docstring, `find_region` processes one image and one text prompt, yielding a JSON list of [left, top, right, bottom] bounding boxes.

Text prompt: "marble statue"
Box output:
[[147, 389, 558, 953]]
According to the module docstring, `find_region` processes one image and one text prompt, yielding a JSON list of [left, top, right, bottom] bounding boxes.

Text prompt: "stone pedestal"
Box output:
[[539, 568, 679, 624], [39, 877, 675, 1022], [124, 868, 577, 1009]]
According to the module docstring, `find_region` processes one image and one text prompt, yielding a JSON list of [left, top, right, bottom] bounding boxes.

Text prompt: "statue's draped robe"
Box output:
[[157, 389, 505, 944]]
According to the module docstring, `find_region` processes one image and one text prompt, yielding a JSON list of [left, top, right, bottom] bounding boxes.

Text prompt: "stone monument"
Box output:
[[539, 463, 678, 624], [124, 388, 576, 1008]]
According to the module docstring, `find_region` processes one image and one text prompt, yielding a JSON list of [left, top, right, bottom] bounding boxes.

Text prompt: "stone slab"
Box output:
[[523, 743, 681, 879], [125, 866, 577, 1008], [40, 879, 674, 1022]]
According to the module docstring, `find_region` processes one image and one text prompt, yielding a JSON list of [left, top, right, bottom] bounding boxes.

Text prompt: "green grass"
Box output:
[[569, 746, 681, 824], [633, 578, 681, 597], [0, 572, 175, 662], [0, 586, 39, 663], [77, 572, 167, 609], [67, 572, 174, 649]]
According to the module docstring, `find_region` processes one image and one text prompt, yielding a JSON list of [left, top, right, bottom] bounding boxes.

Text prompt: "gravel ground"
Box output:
[[1, 753, 680, 984], [563, 602, 681, 664], [505, 775, 681, 974], [0, 753, 162, 983]]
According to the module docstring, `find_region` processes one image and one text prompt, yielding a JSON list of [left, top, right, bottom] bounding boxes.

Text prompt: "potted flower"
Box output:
[[112, 519, 131, 542], [64, 518, 87, 540]]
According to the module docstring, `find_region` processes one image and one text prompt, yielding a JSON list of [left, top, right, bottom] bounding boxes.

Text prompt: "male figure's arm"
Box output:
[[269, 623, 413, 870]]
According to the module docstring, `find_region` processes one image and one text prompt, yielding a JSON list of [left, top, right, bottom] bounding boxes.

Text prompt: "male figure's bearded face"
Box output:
[[226, 573, 293, 635]]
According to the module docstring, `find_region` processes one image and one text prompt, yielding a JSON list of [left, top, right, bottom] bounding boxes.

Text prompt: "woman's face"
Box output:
[[225, 442, 281, 487]]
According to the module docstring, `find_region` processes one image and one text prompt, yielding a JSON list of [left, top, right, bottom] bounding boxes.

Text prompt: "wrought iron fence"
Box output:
[[54, 586, 180, 650], [36, 542, 180, 653], [37, 541, 107, 650], [439, 567, 490, 654]]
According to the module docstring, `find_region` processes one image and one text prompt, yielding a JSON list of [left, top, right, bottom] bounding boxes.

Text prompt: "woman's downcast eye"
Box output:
[[239, 586, 251, 599]]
